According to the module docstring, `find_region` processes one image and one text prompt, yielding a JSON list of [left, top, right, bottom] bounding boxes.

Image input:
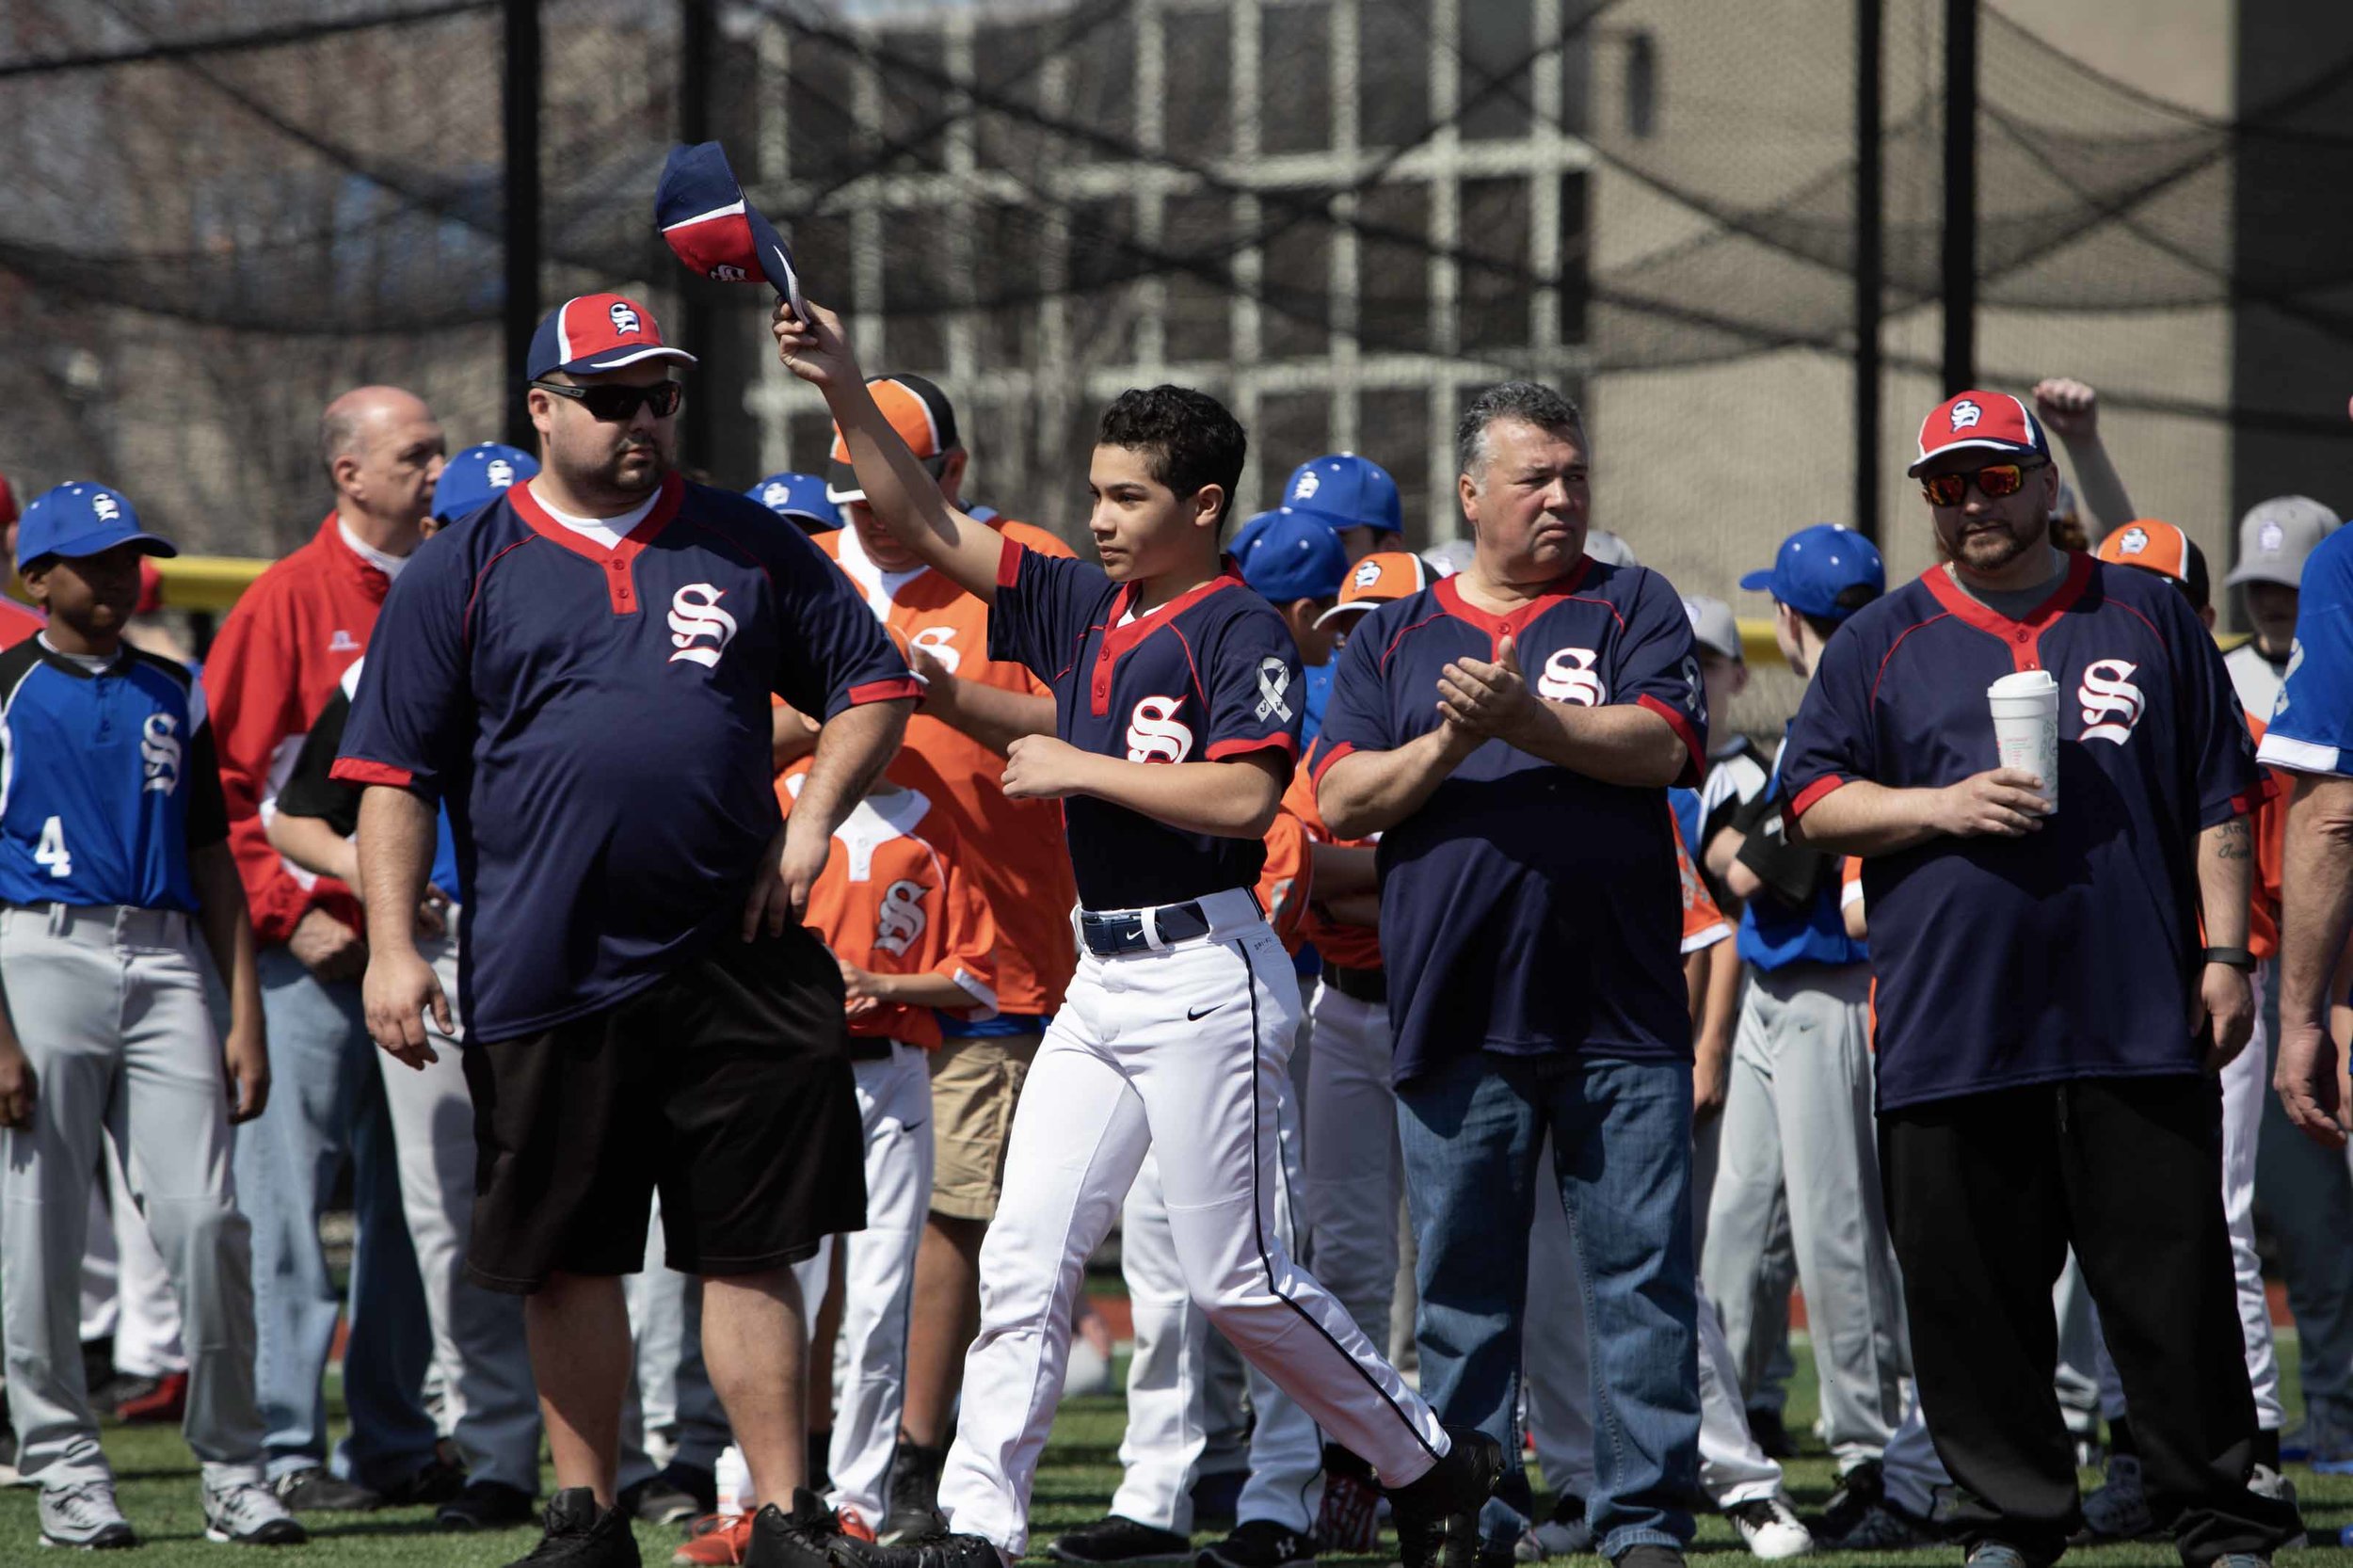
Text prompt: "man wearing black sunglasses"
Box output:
[[1777, 389, 2302, 1568], [335, 291, 920, 1568]]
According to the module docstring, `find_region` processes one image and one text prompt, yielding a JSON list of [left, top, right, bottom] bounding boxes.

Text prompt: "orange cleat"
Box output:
[[673, 1512, 754, 1566]]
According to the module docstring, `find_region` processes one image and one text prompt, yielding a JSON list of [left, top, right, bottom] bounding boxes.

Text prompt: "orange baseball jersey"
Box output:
[[1283, 734, 1383, 971], [817, 520, 1079, 1016], [2244, 709, 2289, 962], [1675, 815, 1732, 953], [789, 776, 1000, 1049], [1257, 807, 1314, 955]]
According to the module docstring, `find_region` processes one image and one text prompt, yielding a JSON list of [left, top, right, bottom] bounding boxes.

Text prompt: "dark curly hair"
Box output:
[[1097, 385, 1248, 527]]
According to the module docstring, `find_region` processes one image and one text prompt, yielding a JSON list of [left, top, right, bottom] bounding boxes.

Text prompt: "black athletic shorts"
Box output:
[[462, 924, 868, 1293]]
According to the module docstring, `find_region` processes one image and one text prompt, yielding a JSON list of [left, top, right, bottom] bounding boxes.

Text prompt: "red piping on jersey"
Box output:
[[1639, 694, 1705, 788], [1378, 612, 1451, 676], [329, 757, 415, 789], [1207, 733, 1300, 762], [996, 536, 1025, 589], [506, 472, 685, 616], [848, 678, 925, 706], [1788, 774, 1849, 821], [1916, 551, 2093, 672], [1087, 566, 1244, 717], [680, 513, 776, 594], [1310, 740, 1358, 785], [1869, 612, 1956, 710], [466, 537, 535, 648], [1431, 559, 1595, 652]]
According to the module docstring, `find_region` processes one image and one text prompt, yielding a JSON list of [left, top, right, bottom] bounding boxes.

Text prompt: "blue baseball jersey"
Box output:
[[276, 660, 463, 903], [1782, 554, 2263, 1111], [1316, 561, 1707, 1085], [2258, 527, 2353, 779], [987, 540, 1304, 911], [0, 640, 227, 912], [1736, 728, 1869, 971], [335, 472, 920, 1041]]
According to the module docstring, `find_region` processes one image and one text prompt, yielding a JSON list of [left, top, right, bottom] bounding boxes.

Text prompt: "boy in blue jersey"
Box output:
[[1313, 382, 1706, 1568], [1704, 523, 1912, 1524], [775, 298, 1499, 1568], [1786, 390, 2304, 1568], [0, 484, 304, 1549]]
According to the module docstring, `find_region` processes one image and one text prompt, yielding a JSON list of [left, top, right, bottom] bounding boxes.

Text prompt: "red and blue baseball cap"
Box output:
[[1281, 453, 1402, 536], [657, 141, 807, 321], [1740, 522, 1883, 621], [526, 293, 697, 382], [745, 472, 842, 535], [432, 442, 538, 524], [1234, 509, 1349, 603], [17, 483, 178, 570], [1907, 390, 2050, 476]]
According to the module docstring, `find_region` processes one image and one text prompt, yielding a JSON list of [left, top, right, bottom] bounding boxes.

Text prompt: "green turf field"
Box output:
[[5, 1337, 2346, 1563]]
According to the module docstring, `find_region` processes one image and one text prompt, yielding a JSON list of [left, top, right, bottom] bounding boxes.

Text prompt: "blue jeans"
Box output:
[[235, 947, 437, 1486], [1398, 1050, 1700, 1558]]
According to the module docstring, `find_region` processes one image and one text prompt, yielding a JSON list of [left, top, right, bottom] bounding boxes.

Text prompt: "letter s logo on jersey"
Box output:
[[1126, 696, 1194, 763], [874, 879, 929, 956], [667, 584, 739, 668], [910, 624, 961, 674], [140, 713, 182, 794], [1536, 648, 1608, 706], [2077, 658, 2146, 744]]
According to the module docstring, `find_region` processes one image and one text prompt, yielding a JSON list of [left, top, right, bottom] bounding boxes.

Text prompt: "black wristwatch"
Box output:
[[2201, 945, 2255, 971]]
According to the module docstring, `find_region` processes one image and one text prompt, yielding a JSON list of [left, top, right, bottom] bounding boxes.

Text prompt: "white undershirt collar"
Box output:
[[527, 481, 661, 551], [338, 517, 414, 581]]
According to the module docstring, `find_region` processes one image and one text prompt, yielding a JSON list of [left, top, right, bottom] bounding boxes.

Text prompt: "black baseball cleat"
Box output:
[[1048, 1515, 1195, 1564], [506, 1486, 643, 1568], [1386, 1428, 1506, 1568], [746, 1490, 845, 1568], [879, 1442, 948, 1545], [829, 1528, 1004, 1568]]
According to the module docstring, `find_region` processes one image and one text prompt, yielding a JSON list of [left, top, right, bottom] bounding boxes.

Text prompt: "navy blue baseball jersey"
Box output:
[[1315, 561, 1707, 1084], [2258, 527, 2353, 779], [0, 639, 227, 912], [1782, 554, 2264, 1111], [987, 540, 1304, 911], [334, 472, 920, 1041]]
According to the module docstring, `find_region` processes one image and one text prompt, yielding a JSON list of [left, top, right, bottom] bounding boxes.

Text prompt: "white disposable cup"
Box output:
[[1987, 668, 2059, 812]]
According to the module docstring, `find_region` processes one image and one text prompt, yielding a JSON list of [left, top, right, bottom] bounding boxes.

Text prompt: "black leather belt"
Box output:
[[1322, 959, 1386, 1005], [1080, 900, 1210, 957], [846, 1038, 893, 1061]]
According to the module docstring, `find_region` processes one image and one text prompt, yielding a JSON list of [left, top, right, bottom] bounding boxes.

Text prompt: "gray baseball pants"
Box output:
[[1702, 961, 1909, 1470], [0, 902, 266, 1489]]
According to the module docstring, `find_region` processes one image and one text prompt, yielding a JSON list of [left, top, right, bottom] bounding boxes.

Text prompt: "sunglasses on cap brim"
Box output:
[[1919, 458, 2046, 508], [533, 379, 683, 422]]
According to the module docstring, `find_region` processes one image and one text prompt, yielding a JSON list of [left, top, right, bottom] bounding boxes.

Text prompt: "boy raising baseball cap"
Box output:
[[776, 297, 1499, 1568]]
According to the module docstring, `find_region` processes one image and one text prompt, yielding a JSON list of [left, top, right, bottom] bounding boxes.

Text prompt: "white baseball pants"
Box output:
[[792, 1042, 936, 1524], [1113, 1096, 1323, 1534], [937, 893, 1448, 1554], [1301, 982, 1401, 1351]]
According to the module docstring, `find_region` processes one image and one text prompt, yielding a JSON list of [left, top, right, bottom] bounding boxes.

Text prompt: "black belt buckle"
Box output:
[[1080, 900, 1209, 957]]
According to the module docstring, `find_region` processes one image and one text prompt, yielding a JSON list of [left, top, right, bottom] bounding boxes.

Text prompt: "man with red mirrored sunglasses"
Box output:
[[1779, 389, 2302, 1568]]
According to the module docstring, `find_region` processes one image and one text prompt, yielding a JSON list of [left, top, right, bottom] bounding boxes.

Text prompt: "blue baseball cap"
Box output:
[[1235, 510, 1349, 603], [433, 442, 538, 523], [17, 483, 177, 571], [1281, 453, 1402, 536], [1739, 523, 1884, 622], [745, 472, 842, 533]]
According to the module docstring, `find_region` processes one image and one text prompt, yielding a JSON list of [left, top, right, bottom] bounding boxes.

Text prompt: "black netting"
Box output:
[[2, 0, 2347, 555]]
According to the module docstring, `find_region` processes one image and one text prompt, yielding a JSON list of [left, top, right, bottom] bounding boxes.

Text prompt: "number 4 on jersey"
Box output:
[[34, 814, 71, 878]]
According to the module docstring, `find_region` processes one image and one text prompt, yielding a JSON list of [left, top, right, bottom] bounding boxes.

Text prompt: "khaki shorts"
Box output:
[[927, 1032, 1041, 1221]]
